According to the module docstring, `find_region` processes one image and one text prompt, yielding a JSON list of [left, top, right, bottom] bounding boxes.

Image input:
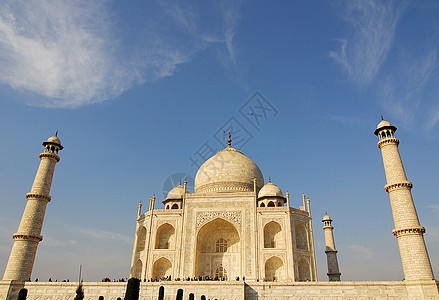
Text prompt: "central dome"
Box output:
[[194, 146, 264, 194]]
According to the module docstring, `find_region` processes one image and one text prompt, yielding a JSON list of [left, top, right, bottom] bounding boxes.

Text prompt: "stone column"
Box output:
[[375, 119, 434, 281], [3, 134, 63, 282], [322, 214, 341, 281]]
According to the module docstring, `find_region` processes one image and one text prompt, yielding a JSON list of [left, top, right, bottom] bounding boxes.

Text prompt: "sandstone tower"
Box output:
[[322, 214, 341, 281], [374, 119, 434, 281], [3, 134, 63, 282]]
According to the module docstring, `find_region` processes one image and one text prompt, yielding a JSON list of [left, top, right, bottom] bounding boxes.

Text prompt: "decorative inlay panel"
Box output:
[[196, 211, 242, 230], [264, 253, 285, 263], [156, 219, 177, 228]]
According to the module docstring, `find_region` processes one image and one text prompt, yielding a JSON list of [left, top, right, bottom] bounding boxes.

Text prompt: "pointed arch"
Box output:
[[264, 221, 283, 248], [267, 201, 275, 207], [264, 256, 285, 282], [152, 257, 172, 279], [195, 217, 241, 278], [298, 258, 311, 281], [136, 226, 146, 252], [155, 223, 175, 249], [295, 223, 308, 250], [133, 259, 142, 279]]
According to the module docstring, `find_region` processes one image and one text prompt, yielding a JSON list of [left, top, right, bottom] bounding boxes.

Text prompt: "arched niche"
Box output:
[[298, 258, 311, 281], [155, 223, 175, 249], [133, 259, 142, 279], [264, 256, 285, 282], [295, 223, 308, 250], [195, 218, 240, 278], [263, 221, 283, 248], [136, 226, 146, 252], [152, 257, 172, 279]]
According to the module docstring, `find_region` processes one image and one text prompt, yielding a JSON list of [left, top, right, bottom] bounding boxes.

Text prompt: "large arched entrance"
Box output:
[[195, 218, 240, 279]]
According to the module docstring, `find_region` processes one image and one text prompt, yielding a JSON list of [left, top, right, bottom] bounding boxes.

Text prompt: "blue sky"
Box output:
[[0, 0, 438, 282]]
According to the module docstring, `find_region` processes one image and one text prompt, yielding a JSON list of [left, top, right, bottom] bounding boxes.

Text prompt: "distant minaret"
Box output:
[[322, 214, 341, 281], [375, 119, 434, 281], [3, 134, 63, 281]]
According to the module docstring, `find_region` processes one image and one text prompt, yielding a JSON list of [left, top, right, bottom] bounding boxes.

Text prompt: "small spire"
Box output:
[[179, 178, 182, 186], [228, 130, 232, 146], [381, 115, 384, 120], [268, 177, 271, 183], [55, 130, 58, 137]]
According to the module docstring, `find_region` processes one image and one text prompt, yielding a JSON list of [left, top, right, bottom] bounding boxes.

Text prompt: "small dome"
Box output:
[[374, 118, 397, 136], [47, 136, 61, 144], [166, 185, 185, 200], [42, 134, 63, 150], [194, 146, 264, 194], [323, 214, 332, 221], [258, 182, 284, 199], [376, 120, 392, 130]]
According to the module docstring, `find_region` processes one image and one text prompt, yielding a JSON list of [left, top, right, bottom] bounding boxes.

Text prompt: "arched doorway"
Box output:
[[264, 256, 285, 282], [195, 218, 240, 279]]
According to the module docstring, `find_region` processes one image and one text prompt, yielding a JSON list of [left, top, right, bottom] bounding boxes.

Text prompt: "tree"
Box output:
[[74, 282, 84, 300], [125, 278, 140, 300], [158, 286, 164, 300], [17, 288, 27, 300]]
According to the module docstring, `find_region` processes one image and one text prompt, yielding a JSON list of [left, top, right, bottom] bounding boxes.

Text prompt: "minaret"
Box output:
[[375, 119, 434, 281], [322, 214, 341, 281], [3, 134, 63, 281]]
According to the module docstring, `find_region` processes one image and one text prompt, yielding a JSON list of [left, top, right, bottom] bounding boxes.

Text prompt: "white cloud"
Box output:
[[329, 0, 402, 86], [0, 1, 138, 108], [348, 244, 374, 259], [0, 0, 244, 108]]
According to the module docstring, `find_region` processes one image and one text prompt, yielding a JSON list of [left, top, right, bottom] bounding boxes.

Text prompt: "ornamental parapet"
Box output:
[[377, 137, 399, 149], [26, 193, 51, 202], [384, 181, 413, 192], [39, 152, 60, 162], [392, 226, 425, 237], [12, 233, 43, 242]]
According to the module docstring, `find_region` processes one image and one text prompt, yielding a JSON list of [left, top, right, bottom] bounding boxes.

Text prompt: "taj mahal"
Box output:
[[0, 119, 438, 299]]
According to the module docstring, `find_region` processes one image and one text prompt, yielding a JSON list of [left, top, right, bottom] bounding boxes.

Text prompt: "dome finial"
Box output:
[[381, 115, 384, 121], [269, 176, 271, 183], [55, 130, 58, 137], [179, 178, 182, 186], [228, 130, 232, 146]]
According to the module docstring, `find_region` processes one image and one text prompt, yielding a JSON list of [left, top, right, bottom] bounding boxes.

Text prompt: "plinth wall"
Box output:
[[1, 280, 438, 299]]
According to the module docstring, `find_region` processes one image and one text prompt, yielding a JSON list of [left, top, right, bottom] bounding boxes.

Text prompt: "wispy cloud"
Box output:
[[348, 244, 374, 259], [0, 0, 245, 108], [379, 50, 437, 126], [330, 0, 403, 86], [328, 114, 365, 126], [73, 226, 132, 244], [0, 1, 138, 108]]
